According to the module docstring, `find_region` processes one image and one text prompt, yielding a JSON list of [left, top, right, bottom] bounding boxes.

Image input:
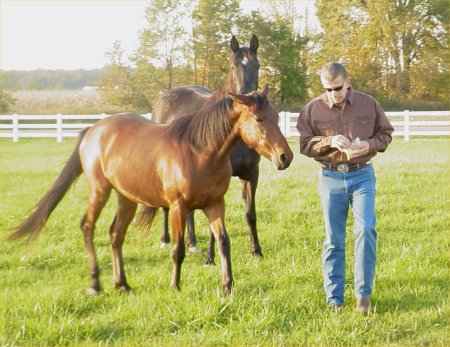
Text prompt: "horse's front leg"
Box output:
[[169, 203, 187, 290], [203, 199, 233, 295], [240, 169, 262, 257]]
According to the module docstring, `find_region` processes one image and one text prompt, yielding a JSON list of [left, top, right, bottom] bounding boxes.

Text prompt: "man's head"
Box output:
[[320, 62, 349, 105]]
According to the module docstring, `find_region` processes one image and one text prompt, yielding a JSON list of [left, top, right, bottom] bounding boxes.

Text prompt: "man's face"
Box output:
[[321, 75, 349, 105]]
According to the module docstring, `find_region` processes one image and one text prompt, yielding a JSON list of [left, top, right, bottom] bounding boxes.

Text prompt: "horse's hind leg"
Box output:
[[109, 193, 137, 292], [160, 207, 170, 248], [186, 212, 199, 253], [81, 185, 111, 295], [205, 229, 216, 265], [162, 208, 198, 254], [240, 169, 262, 257]]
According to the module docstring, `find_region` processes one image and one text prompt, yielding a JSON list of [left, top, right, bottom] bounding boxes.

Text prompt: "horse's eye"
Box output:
[[255, 116, 263, 123]]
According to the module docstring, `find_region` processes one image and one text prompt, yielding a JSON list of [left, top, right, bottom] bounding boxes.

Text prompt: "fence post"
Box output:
[[12, 114, 19, 142], [279, 111, 287, 136], [404, 110, 410, 141], [56, 114, 63, 142]]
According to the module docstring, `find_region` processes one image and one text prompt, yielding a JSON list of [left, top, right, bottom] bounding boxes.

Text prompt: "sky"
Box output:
[[0, 0, 317, 71]]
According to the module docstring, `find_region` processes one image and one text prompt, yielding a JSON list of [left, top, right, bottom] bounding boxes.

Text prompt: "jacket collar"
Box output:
[[323, 86, 354, 109]]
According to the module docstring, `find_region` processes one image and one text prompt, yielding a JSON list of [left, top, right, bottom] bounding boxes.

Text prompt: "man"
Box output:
[[296, 62, 394, 313]]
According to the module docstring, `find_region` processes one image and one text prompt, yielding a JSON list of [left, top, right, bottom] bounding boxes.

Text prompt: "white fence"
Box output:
[[279, 110, 450, 140], [0, 111, 449, 142]]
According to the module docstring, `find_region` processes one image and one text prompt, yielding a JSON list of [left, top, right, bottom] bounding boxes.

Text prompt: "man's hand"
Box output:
[[346, 141, 370, 158], [330, 135, 351, 152]]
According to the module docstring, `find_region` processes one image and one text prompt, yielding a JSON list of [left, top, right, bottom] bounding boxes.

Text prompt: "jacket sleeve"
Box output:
[[296, 105, 332, 159], [367, 100, 394, 153]]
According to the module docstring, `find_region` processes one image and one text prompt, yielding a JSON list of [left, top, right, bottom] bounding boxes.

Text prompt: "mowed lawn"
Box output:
[[0, 137, 448, 347]]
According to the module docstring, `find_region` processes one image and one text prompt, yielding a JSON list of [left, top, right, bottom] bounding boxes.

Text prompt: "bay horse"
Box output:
[[7, 85, 293, 295], [153, 35, 263, 263]]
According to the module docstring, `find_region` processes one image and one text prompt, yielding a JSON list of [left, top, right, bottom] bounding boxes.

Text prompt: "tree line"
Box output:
[[1, 0, 448, 113], [2, 69, 103, 90]]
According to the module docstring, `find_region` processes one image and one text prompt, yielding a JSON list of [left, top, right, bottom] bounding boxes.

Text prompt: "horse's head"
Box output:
[[230, 84, 293, 170], [228, 35, 260, 94]]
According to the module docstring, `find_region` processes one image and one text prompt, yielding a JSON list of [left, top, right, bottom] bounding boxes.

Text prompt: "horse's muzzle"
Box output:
[[274, 152, 292, 170]]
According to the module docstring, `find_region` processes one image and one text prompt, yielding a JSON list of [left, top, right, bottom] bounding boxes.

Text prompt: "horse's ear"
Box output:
[[261, 83, 269, 95], [230, 36, 239, 53], [250, 35, 259, 52], [229, 93, 253, 106]]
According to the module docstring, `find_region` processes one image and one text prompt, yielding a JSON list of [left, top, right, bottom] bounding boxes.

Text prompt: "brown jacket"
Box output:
[[296, 87, 394, 164]]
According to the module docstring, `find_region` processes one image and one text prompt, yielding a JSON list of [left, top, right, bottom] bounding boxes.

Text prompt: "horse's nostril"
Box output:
[[280, 153, 288, 163]]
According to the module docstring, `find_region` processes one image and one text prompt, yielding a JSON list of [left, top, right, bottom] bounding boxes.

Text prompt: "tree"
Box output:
[[314, 0, 449, 105], [0, 73, 15, 113], [239, 6, 308, 110], [192, 0, 242, 88], [96, 41, 150, 112], [134, 0, 193, 90]]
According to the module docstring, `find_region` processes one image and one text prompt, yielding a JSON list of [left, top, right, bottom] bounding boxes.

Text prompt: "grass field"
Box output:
[[0, 137, 448, 347]]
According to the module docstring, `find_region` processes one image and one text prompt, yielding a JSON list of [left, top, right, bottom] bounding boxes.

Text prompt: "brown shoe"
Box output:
[[329, 303, 343, 313], [355, 297, 371, 314]]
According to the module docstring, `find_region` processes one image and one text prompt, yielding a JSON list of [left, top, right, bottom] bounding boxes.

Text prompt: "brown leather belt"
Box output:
[[320, 161, 372, 173]]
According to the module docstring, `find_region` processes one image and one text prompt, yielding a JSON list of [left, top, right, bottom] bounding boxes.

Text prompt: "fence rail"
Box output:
[[0, 111, 448, 142]]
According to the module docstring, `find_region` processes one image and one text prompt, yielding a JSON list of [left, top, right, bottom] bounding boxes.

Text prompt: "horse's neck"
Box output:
[[209, 88, 227, 103], [209, 78, 237, 103], [215, 125, 241, 160], [212, 107, 243, 161]]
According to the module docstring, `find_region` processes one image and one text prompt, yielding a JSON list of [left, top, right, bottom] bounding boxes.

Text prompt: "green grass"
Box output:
[[0, 137, 448, 347]]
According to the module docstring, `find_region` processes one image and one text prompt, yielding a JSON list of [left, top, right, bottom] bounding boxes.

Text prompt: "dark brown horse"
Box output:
[[153, 35, 263, 263], [7, 86, 293, 295]]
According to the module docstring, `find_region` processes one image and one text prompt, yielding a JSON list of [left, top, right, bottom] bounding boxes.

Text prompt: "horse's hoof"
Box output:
[[115, 283, 131, 293], [222, 285, 233, 296], [160, 242, 170, 249], [86, 287, 100, 296], [170, 283, 181, 291], [188, 246, 201, 254], [251, 250, 263, 258], [204, 258, 215, 266]]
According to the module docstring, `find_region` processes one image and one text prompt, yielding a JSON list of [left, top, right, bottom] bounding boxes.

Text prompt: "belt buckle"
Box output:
[[337, 163, 349, 173]]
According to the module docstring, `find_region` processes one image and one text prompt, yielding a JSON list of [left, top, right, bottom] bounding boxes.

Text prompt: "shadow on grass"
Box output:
[[375, 277, 448, 313]]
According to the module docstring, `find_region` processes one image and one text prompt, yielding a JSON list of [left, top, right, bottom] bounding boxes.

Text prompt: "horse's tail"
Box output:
[[135, 205, 159, 238], [7, 128, 89, 241]]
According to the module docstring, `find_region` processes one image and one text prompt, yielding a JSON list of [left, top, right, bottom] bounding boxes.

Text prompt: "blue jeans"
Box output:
[[319, 164, 377, 305]]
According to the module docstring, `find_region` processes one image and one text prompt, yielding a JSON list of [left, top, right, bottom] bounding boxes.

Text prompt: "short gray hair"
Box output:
[[321, 62, 348, 81]]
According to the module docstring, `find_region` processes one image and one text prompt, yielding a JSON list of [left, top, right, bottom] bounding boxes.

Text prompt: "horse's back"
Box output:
[[153, 86, 213, 124]]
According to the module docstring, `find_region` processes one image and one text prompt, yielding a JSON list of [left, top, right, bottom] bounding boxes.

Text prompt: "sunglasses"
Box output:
[[325, 85, 344, 92]]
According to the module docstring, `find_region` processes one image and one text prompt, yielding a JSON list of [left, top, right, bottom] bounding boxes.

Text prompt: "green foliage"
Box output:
[[3, 1, 448, 113], [0, 89, 15, 113], [241, 9, 308, 110], [135, 0, 193, 91], [192, 0, 242, 88], [313, 0, 449, 104], [0, 72, 15, 113], [96, 42, 151, 112], [0, 137, 448, 346]]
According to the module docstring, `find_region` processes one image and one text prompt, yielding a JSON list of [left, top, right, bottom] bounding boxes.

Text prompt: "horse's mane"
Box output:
[[165, 97, 233, 152]]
